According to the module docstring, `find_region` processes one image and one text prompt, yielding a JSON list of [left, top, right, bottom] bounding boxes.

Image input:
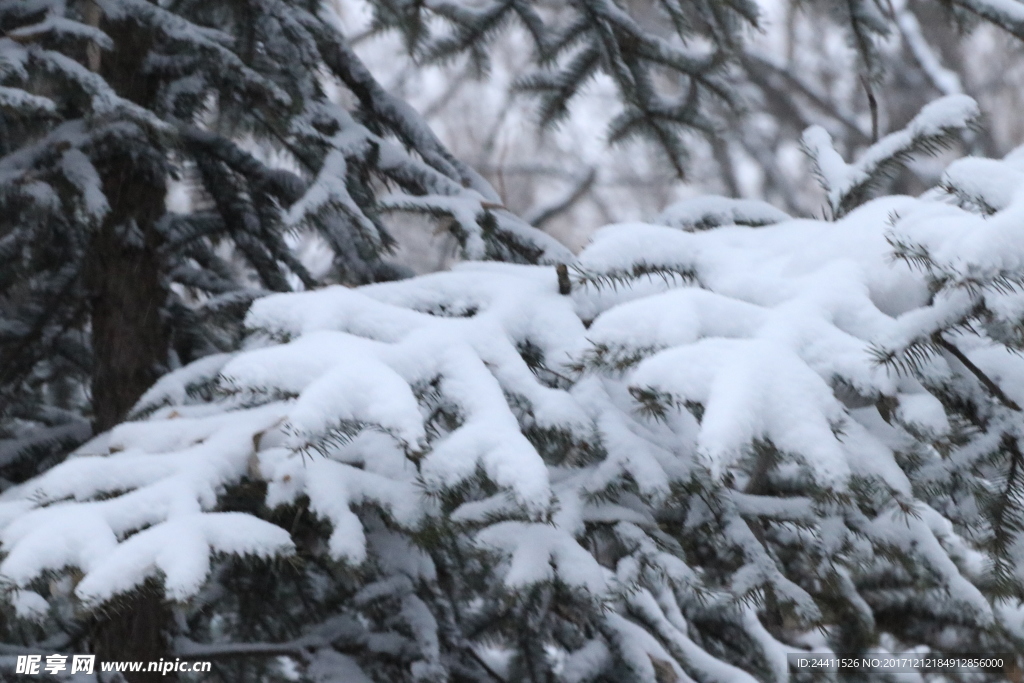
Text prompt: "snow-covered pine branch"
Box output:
[[2, 96, 1024, 681], [655, 197, 791, 232], [949, 0, 1024, 40], [0, 0, 568, 491], [894, 0, 964, 97], [939, 149, 1024, 215], [802, 94, 979, 218]]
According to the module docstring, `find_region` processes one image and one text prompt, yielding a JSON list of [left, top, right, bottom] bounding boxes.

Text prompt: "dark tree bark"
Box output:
[[84, 15, 175, 680], [83, 0, 169, 434], [86, 160, 168, 434], [90, 586, 173, 683]]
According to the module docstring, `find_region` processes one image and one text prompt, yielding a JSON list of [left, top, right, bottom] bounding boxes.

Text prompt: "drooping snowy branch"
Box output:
[[3, 99, 1024, 678], [802, 94, 979, 217], [0, 0, 570, 489]]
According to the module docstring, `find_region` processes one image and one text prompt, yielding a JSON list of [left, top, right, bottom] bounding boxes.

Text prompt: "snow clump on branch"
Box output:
[[1, 96, 1023, 681]]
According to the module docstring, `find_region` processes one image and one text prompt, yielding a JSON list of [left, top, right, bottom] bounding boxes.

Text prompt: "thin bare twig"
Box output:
[[174, 638, 316, 660], [526, 168, 598, 229], [743, 54, 869, 143], [861, 76, 879, 143], [934, 335, 1022, 411]]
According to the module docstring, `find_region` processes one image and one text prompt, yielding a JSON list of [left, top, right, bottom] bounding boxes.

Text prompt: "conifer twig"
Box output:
[[934, 334, 1022, 411], [468, 647, 508, 683], [861, 76, 880, 143], [174, 638, 315, 660]]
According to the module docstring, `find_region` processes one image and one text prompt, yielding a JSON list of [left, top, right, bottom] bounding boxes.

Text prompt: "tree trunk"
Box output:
[[90, 587, 173, 683], [84, 12, 175, 680], [85, 181, 168, 433], [84, 127, 174, 683], [83, 0, 168, 435]]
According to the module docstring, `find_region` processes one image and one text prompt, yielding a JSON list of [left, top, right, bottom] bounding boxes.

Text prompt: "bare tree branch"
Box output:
[[526, 167, 597, 228], [934, 334, 1022, 411]]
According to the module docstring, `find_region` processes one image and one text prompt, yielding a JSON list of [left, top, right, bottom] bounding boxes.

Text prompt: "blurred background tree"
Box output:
[[343, 0, 1024, 253]]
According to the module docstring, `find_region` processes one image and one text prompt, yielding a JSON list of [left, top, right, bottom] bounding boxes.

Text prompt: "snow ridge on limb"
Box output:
[[938, 145, 1024, 215], [292, 7, 572, 266], [802, 94, 979, 218], [950, 0, 1024, 40], [2, 97, 1024, 681], [0, 0, 568, 490], [656, 196, 792, 231], [0, 264, 594, 680]]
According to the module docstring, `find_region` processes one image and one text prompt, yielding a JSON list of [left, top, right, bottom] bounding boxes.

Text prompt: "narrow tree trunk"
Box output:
[[86, 192, 168, 433], [84, 142, 173, 683], [84, 12, 175, 680], [83, 0, 168, 434], [90, 587, 173, 683]]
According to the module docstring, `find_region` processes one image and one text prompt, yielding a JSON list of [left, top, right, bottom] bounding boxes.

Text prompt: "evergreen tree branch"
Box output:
[[525, 168, 597, 229], [175, 638, 316, 660], [308, 22, 500, 202], [178, 127, 306, 206], [933, 334, 1022, 411], [949, 0, 1024, 41], [861, 75, 879, 143]]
